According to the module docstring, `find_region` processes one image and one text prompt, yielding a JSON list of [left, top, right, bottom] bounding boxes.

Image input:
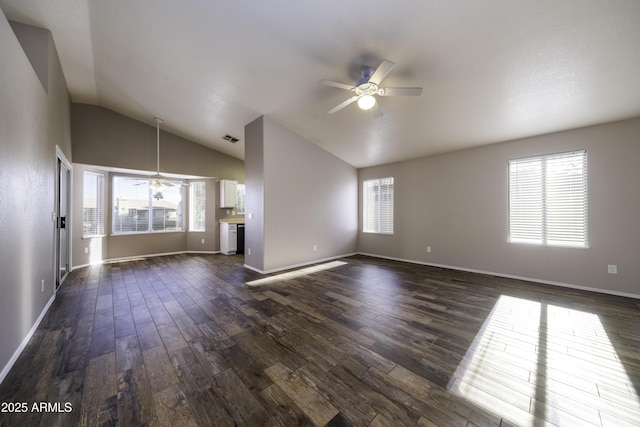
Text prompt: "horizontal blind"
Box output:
[[363, 177, 394, 234], [509, 158, 543, 244], [509, 151, 587, 247], [378, 177, 394, 234], [545, 152, 587, 246], [189, 181, 206, 231], [82, 171, 104, 237]]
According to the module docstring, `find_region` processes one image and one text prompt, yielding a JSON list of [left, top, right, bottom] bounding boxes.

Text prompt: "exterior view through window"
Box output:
[[112, 176, 184, 234]]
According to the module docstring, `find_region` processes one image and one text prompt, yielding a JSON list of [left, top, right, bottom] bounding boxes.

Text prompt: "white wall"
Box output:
[[245, 116, 358, 273], [0, 17, 71, 380], [359, 117, 640, 298]]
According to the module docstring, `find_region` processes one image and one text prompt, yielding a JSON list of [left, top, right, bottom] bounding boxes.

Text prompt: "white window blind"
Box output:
[[363, 177, 394, 234], [236, 183, 246, 215], [83, 171, 104, 237], [509, 150, 587, 247], [112, 176, 184, 234], [189, 181, 206, 231]]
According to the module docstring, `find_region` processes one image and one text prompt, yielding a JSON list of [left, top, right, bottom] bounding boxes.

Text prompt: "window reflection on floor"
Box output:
[[449, 295, 640, 426], [245, 261, 347, 287]]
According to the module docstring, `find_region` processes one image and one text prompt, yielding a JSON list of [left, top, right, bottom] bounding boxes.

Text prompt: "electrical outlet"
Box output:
[[84, 247, 89, 254], [201, 239, 205, 244], [313, 244, 317, 252], [608, 264, 618, 274], [426, 246, 432, 253], [247, 248, 251, 255]]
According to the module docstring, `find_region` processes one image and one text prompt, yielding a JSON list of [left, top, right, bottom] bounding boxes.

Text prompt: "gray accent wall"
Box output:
[[358, 117, 640, 297], [245, 116, 358, 273], [0, 17, 71, 378], [70, 104, 245, 265]]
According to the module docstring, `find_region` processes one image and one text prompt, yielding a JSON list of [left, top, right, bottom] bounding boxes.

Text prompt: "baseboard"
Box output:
[[244, 252, 358, 275], [358, 252, 640, 300], [0, 294, 56, 384], [72, 250, 221, 271]]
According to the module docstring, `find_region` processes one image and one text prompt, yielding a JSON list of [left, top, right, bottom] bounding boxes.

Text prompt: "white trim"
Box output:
[[244, 252, 358, 275], [55, 146, 73, 291], [0, 295, 55, 384], [358, 252, 640, 300], [71, 250, 221, 270]]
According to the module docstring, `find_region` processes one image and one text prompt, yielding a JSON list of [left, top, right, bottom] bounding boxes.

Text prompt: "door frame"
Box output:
[[55, 146, 72, 290]]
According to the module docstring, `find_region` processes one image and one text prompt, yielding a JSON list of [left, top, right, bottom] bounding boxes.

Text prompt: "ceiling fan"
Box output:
[[139, 117, 182, 189], [321, 59, 423, 114]]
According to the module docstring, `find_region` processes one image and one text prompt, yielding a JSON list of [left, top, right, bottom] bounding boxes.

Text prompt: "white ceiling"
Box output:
[[2, 0, 640, 168]]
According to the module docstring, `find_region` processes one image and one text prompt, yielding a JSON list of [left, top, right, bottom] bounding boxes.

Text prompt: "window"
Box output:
[[363, 176, 394, 234], [83, 171, 104, 237], [112, 176, 184, 234], [509, 150, 587, 247], [189, 181, 206, 231], [236, 183, 246, 214]]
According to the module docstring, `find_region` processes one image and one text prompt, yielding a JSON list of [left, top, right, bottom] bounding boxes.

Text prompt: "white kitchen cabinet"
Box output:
[[220, 222, 237, 255], [220, 179, 237, 208]]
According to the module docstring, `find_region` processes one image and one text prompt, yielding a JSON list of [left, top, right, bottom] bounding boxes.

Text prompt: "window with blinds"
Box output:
[[363, 177, 394, 234], [509, 150, 587, 247], [236, 183, 246, 215], [83, 171, 104, 237], [189, 181, 206, 231], [112, 176, 184, 234]]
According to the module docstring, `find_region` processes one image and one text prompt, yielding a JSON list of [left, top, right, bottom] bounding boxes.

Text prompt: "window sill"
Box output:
[[508, 240, 590, 250], [111, 230, 185, 237]]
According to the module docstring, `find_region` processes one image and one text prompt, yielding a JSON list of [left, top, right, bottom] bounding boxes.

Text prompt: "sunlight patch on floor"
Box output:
[[245, 261, 347, 287], [449, 295, 640, 426]]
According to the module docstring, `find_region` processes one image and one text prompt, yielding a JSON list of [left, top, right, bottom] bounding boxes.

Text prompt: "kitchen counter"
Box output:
[[219, 217, 245, 224]]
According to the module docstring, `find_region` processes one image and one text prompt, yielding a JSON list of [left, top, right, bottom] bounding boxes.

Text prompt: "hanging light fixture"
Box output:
[[357, 94, 376, 110], [147, 117, 174, 188]]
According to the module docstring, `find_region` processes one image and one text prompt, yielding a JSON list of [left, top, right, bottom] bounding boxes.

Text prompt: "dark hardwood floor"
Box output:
[[1, 254, 639, 426]]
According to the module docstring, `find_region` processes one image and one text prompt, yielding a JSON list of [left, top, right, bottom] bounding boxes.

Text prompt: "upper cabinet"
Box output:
[[220, 179, 238, 208]]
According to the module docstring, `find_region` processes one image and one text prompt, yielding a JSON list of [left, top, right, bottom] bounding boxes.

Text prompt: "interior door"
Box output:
[[56, 155, 71, 289]]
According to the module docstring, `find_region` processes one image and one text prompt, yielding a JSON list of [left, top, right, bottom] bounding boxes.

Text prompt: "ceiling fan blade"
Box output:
[[380, 87, 423, 97], [327, 96, 359, 114], [369, 59, 396, 85], [163, 182, 174, 187], [321, 80, 355, 91]]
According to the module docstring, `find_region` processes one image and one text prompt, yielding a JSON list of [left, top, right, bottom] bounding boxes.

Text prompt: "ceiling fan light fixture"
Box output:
[[357, 94, 376, 110]]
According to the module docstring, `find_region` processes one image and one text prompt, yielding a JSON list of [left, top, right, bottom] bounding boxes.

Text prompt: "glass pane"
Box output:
[[113, 177, 152, 233], [83, 171, 104, 236], [189, 182, 206, 231], [152, 184, 183, 231]]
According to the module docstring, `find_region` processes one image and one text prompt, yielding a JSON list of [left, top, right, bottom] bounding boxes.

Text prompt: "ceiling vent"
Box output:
[[222, 134, 239, 143]]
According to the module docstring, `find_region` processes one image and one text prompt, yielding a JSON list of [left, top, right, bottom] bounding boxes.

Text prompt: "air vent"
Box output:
[[222, 134, 239, 143]]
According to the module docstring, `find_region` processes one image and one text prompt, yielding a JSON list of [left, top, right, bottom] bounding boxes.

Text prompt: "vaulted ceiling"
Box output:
[[2, 0, 640, 168]]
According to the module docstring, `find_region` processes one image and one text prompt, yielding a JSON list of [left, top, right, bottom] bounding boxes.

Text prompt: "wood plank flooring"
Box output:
[[1, 254, 639, 426]]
